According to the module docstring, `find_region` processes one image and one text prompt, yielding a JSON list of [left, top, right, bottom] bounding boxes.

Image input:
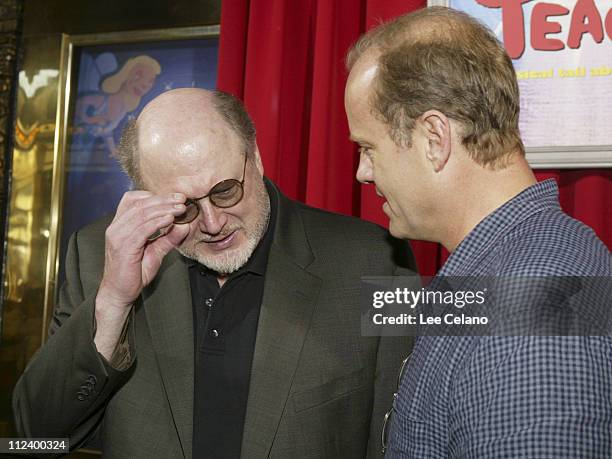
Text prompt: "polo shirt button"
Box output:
[[211, 329, 219, 338]]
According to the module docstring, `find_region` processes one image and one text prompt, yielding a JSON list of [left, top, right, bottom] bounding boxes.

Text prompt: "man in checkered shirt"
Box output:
[[344, 6, 611, 459]]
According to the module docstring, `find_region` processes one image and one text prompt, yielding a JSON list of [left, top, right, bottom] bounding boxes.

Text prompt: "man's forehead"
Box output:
[[141, 130, 242, 176], [137, 100, 241, 159], [350, 51, 379, 82], [139, 143, 244, 194], [139, 103, 225, 140], [139, 118, 233, 149], [137, 123, 243, 190], [137, 89, 226, 139], [346, 51, 379, 105]]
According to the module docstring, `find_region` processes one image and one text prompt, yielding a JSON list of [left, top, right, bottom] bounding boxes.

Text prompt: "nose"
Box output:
[[356, 153, 374, 184], [196, 199, 228, 235]]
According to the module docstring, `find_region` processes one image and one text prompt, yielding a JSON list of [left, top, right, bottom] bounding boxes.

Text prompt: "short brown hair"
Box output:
[[347, 7, 524, 168], [116, 118, 141, 187], [116, 90, 257, 188]]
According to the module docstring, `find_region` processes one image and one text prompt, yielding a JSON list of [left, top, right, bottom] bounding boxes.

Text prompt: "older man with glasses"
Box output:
[[13, 88, 416, 458]]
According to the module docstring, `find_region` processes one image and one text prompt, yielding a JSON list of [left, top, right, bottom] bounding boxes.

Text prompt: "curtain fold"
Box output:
[[218, 0, 611, 275]]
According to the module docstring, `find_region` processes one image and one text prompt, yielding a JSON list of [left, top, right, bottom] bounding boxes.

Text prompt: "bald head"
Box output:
[[137, 89, 237, 188], [138, 88, 223, 147], [116, 88, 256, 189]]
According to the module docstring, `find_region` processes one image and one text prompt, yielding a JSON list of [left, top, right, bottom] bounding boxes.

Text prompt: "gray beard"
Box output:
[[178, 183, 271, 275]]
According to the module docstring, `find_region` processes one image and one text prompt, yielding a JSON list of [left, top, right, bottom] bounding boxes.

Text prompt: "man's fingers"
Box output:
[[144, 224, 189, 264], [107, 213, 175, 253], [132, 214, 179, 247], [115, 190, 155, 215], [115, 191, 185, 218], [164, 223, 191, 247], [108, 204, 177, 239], [104, 192, 190, 294], [117, 201, 186, 231], [141, 225, 190, 284]]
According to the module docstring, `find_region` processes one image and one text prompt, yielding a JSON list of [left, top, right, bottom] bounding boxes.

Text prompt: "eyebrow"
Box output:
[[349, 135, 374, 148], [349, 134, 372, 144]]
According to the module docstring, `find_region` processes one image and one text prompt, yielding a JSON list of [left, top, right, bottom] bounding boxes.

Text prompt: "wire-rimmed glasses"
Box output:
[[147, 154, 248, 241], [174, 153, 249, 224], [381, 353, 412, 455]]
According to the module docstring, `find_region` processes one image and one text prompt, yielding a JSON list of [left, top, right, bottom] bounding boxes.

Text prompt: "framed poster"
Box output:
[[45, 26, 219, 336], [428, 0, 612, 168]]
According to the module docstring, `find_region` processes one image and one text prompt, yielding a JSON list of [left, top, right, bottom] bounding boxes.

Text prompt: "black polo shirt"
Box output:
[[188, 184, 276, 459]]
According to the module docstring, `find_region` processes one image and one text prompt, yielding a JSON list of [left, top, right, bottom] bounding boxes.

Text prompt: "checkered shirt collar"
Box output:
[[437, 179, 560, 277]]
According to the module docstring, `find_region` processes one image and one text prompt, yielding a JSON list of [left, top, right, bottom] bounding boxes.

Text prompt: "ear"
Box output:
[[419, 110, 451, 173], [252, 143, 265, 175]]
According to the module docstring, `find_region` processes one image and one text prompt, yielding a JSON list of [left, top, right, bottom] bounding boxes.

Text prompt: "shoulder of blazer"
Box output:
[[67, 215, 113, 277], [75, 214, 114, 244], [283, 196, 416, 273]]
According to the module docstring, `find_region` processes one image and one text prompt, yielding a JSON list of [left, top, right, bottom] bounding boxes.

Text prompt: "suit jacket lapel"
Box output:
[[142, 251, 194, 459], [241, 182, 322, 458]]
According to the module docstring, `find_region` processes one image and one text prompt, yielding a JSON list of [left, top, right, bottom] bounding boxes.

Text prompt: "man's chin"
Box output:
[[178, 243, 253, 276], [388, 219, 411, 240]]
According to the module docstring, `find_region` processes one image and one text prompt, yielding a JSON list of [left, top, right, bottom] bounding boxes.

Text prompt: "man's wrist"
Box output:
[[94, 292, 133, 361], [95, 285, 134, 315]]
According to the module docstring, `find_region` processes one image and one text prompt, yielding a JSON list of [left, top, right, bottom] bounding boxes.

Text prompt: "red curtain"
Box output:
[[218, 0, 611, 276]]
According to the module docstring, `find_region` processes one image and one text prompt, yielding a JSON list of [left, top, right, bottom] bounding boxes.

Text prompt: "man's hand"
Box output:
[[94, 191, 190, 360]]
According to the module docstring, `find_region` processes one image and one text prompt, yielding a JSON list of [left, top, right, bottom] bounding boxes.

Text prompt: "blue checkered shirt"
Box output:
[[386, 179, 612, 458]]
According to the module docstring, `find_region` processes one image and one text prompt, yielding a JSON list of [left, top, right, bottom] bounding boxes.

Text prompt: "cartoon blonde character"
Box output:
[[74, 55, 161, 156]]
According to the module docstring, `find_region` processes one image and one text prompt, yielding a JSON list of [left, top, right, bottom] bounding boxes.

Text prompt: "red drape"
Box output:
[[218, 0, 611, 276]]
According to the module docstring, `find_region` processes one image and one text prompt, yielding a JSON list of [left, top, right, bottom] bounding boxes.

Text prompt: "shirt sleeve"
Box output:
[[93, 305, 135, 371]]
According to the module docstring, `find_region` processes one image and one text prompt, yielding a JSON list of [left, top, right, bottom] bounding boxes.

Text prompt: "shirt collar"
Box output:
[[438, 179, 560, 276], [184, 178, 277, 277]]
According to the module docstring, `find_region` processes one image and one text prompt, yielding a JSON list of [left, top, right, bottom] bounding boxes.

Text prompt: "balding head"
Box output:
[[346, 6, 492, 70], [346, 6, 523, 168], [138, 89, 242, 189], [138, 88, 222, 149], [116, 88, 256, 189]]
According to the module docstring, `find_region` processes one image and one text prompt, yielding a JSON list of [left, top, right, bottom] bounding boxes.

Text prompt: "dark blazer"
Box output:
[[13, 180, 416, 458]]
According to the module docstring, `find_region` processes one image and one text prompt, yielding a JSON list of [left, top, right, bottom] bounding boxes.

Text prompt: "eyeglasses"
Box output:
[[146, 154, 249, 242], [381, 353, 411, 455], [174, 153, 249, 225]]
